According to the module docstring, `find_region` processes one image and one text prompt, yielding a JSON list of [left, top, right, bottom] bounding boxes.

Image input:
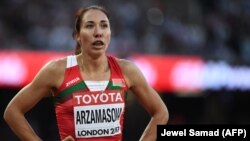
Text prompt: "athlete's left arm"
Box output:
[[118, 59, 169, 141]]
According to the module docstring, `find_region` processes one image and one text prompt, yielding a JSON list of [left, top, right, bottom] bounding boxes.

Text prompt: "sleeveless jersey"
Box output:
[[53, 55, 128, 141]]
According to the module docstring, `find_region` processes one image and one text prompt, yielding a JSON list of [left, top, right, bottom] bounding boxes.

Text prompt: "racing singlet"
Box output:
[[53, 55, 128, 141]]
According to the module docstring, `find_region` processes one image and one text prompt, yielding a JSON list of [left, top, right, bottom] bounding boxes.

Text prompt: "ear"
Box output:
[[74, 32, 80, 41]]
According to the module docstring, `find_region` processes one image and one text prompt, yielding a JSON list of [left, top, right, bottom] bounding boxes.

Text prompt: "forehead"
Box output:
[[82, 9, 109, 23]]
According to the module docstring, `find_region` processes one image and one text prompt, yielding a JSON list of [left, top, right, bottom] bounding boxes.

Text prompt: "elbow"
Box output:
[[3, 106, 11, 123], [161, 103, 169, 124], [3, 105, 17, 124], [161, 108, 169, 124], [154, 107, 169, 125], [164, 109, 169, 124]]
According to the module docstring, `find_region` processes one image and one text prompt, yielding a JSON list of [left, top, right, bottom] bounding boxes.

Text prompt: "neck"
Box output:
[[78, 54, 108, 73]]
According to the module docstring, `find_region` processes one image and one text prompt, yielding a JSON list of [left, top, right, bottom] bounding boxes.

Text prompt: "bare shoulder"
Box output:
[[33, 56, 67, 88], [42, 57, 67, 75], [116, 58, 144, 87], [116, 58, 139, 74]]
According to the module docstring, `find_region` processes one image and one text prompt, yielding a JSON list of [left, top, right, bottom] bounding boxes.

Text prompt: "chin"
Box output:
[[89, 50, 106, 58]]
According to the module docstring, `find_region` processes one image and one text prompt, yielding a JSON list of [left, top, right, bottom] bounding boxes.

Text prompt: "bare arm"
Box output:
[[119, 59, 169, 141], [3, 60, 64, 141]]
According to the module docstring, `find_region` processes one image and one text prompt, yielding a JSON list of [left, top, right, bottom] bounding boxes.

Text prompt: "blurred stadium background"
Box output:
[[1, 0, 250, 140]]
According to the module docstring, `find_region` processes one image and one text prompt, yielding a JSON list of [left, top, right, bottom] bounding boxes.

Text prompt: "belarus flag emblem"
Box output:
[[112, 79, 125, 87]]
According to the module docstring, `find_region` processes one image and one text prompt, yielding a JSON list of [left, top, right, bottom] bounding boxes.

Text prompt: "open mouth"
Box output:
[[92, 40, 104, 47]]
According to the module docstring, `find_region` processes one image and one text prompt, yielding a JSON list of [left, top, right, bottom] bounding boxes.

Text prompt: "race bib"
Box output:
[[73, 90, 125, 138]]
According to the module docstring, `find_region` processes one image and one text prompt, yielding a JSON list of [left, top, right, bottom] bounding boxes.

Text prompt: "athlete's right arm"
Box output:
[[3, 59, 65, 141]]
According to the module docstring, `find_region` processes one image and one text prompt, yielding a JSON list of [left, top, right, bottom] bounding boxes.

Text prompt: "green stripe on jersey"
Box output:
[[54, 80, 127, 103], [106, 81, 128, 99], [106, 81, 121, 90], [55, 81, 86, 101]]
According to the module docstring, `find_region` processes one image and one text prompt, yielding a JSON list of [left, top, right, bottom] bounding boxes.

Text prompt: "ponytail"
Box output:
[[74, 43, 81, 55]]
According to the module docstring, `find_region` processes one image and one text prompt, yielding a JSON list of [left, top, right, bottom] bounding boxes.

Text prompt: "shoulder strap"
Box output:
[[66, 55, 77, 68], [107, 55, 128, 91]]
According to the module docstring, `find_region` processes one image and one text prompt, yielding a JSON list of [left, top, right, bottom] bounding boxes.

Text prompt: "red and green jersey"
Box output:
[[53, 55, 128, 141]]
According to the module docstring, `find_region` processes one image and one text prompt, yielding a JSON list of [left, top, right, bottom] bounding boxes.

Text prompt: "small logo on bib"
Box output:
[[112, 79, 125, 87]]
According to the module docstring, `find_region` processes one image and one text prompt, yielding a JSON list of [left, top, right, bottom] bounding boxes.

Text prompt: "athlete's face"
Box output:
[[77, 9, 111, 57]]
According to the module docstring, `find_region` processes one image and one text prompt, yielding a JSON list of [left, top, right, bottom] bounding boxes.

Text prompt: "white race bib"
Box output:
[[73, 90, 125, 138]]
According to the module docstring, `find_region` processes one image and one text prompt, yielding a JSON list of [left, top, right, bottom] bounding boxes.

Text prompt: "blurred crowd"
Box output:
[[0, 0, 250, 64], [1, 2, 250, 140]]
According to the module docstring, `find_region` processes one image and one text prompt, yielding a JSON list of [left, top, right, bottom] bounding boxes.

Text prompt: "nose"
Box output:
[[93, 26, 103, 38]]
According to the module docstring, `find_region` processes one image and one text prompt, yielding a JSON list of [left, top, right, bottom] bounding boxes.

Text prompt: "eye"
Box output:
[[85, 24, 94, 29], [101, 23, 108, 28]]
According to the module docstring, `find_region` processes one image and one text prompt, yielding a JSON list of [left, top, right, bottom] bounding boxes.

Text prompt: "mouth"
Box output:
[[92, 40, 104, 49]]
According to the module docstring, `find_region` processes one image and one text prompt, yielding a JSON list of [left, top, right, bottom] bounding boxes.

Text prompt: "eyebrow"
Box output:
[[85, 20, 108, 24]]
